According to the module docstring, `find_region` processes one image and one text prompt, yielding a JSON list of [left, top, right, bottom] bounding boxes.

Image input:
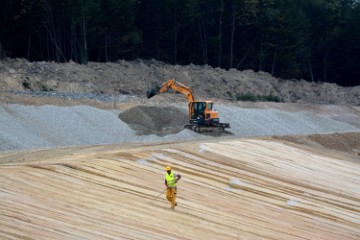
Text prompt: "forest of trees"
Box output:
[[0, 0, 359, 86]]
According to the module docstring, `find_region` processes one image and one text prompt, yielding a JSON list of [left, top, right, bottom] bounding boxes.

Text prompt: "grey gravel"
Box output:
[[1, 103, 359, 151], [217, 105, 360, 137]]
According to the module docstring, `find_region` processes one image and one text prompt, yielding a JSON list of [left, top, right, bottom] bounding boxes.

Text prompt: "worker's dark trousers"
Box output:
[[166, 187, 177, 209]]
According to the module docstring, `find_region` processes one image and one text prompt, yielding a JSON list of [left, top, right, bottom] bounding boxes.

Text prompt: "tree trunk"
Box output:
[[217, 0, 224, 68], [105, 33, 109, 62], [198, 21, 208, 64], [70, 15, 78, 62], [308, 55, 314, 83], [173, 0, 177, 64], [259, 40, 264, 71], [323, 50, 328, 82], [27, 28, 32, 60], [80, 10, 88, 65], [43, 2, 65, 62], [236, 38, 256, 69], [271, 45, 278, 75], [0, 42, 4, 59], [229, 4, 236, 68]]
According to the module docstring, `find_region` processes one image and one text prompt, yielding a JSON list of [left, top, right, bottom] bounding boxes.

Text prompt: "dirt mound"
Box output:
[[308, 132, 360, 155], [274, 132, 360, 157], [1, 58, 359, 105], [118, 106, 188, 136]]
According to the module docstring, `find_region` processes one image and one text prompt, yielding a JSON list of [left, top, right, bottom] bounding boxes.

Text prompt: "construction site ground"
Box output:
[[0, 59, 360, 239], [1, 92, 360, 240]]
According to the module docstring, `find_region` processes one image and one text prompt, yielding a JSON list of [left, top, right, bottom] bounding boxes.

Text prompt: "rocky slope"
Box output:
[[1, 58, 359, 105]]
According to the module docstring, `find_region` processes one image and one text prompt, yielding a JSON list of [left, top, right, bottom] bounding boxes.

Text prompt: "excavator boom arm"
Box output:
[[147, 79, 195, 102]]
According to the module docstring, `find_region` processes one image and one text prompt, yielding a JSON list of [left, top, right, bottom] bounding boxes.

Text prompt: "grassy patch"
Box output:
[[236, 92, 257, 102], [258, 94, 283, 102]]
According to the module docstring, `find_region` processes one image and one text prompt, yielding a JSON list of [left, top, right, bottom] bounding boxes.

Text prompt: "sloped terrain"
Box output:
[[0, 138, 359, 239], [1, 58, 360, 239], [1, 58, 360, 105], [1, 100, 360, 151]]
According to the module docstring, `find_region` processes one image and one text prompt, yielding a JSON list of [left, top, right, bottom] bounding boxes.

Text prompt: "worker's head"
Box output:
[[166, 166, 171, 173]]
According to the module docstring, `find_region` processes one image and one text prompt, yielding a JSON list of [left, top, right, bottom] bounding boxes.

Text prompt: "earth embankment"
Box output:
[[1, 58, 360, 105], [0, 137, 359, 239], [1, 98, 360, 151]]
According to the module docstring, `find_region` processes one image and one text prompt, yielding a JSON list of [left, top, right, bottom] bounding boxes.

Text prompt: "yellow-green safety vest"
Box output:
[[166, 172, 177, 188]]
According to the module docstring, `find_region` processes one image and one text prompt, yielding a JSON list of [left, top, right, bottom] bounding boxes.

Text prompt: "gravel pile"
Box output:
[[217, 105, 360, 137], [118, 106, 188, 136], [1, 103, 359, 151], [0, 104, 203, 151]]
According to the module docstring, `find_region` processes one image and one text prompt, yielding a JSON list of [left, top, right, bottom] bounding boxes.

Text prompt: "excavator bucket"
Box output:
[[146, 88, 158, 99]]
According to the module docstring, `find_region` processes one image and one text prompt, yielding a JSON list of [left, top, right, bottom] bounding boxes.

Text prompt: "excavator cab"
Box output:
[[190, 101, 206, 119], [189, 101, 219, 125]]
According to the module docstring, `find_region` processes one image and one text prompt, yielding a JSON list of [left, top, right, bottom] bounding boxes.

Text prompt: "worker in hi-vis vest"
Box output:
[[165, 166, 181, 209]]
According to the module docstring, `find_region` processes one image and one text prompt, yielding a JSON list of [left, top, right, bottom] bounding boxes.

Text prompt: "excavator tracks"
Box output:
[[184, 123, 230, 133]]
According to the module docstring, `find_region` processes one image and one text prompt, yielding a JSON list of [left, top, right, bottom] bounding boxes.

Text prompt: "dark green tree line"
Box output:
[[0, 0, 359, 86]]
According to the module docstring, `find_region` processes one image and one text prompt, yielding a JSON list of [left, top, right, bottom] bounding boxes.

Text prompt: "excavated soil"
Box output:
[[118, 106, 188, 136], [308, 132, 360, 154], [1, 58, 360, 105], [272, 132, 360, 163]]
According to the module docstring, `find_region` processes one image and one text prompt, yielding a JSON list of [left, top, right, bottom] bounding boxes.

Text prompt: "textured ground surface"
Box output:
[[1, 58, 360, 239], [1, 58, 360, 105], [1, 98, 360, 151], [1, 94, 360, 239], [0, 138, 359, 239]]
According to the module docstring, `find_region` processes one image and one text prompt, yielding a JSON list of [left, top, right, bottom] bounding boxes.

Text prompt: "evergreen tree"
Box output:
[[0, 0, 359, 86]]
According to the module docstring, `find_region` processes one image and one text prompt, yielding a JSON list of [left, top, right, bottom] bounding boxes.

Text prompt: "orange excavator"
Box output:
[[146, 79, 230, 132]]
